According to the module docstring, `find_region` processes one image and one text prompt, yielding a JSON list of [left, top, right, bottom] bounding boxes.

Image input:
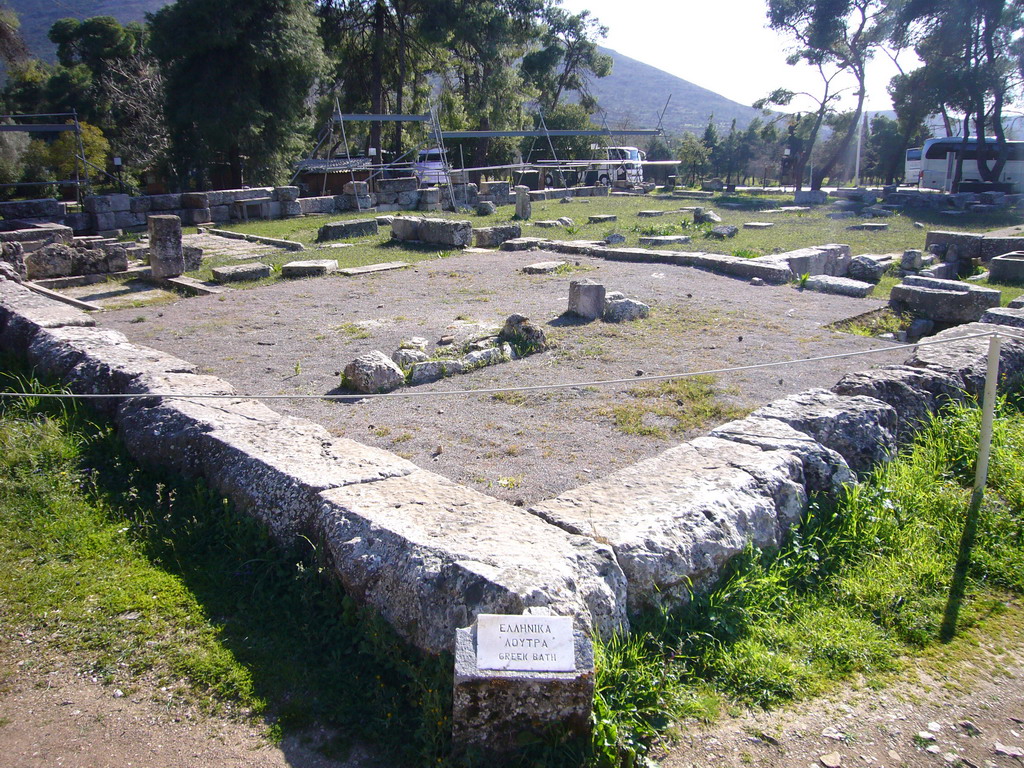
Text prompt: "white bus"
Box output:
[[913, 137, 1024, 193]]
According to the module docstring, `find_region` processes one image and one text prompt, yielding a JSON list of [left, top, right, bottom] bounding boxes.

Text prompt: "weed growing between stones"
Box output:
[[0, 362, 452, 765], [832, 308, 912, 338], [606, 375, 748, 438], [588, 397, 1024, 766]]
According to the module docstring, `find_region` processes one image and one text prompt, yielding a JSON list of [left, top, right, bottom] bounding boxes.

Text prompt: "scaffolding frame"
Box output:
[[293, 104, 664, 207]]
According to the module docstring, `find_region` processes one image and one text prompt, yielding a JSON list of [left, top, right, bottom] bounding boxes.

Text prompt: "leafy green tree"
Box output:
[[521, 6, 611, 112], [676, 131, 710, 186], [889, 0, 1023, 186], [767, 0, 890, 188], [150, 0, 326, 187], [48, 16, 143, 77], [0, 5, 27, 65], [48, 120, 108, 181]]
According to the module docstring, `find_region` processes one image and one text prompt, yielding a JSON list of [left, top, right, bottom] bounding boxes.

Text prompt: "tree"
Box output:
[[889, 0, 1024, 186], [150, 0, 326, 188], [0, 5, 27, 66], [521, 6, 611, 112], [49, 120, 109, 181], [755, 61, 846, 189], [676, 131, 709, 187], [49, 16, 142, 77], [767, 0, 890, 188]]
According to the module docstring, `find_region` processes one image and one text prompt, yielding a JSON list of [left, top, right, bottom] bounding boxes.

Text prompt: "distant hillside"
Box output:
[[8, 4, 766, 138], [583, 47, 765, 136], [6, 0, 170, 60]]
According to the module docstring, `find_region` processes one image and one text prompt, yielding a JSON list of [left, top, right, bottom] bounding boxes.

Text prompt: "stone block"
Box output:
[[397, 190, 420, 208], [925, 230, 983, 261], [515, 185, 532, 220], [280, 201, 301, 218], [317, 218, 379, 241], [988, 251, 1024, 283], [343, 181, 369, 197], [453, 617, 594, 756], [390, 217, 421, 242], [901, 249, 923, 271], [129, 196, 152, 214], [418, 217, 473, 247], [803, 275, 875, 298], [115, 211, 146, 230], [147, 215, 184, 279], [0, 280, 95, 354], [747, 389, 898, 475], [793, 189, 828, 205], [319, 471, 626, 653], [274, 186, 300, 202], [474, 224, 521, 248], [148, 194, 182, 211], [832, 365, 967, 443], [530, 436, 807, 614], [280, 259, 338, 278], [980, 236, 1024, 261], [181, 192, 210, 209], [343, 350, 405, 393], [568, 279, 605, 320], [522, 261, 565, 274], [0, 198, 64, 220], [209, 205, 232, 223], [603, 297, 650, 322], [639, 235, 691, 246], [890, 276, 1001, 324], [846, 255, 886, 283], [421, 187, 441, 204], [93, 213, 117, 232], [375, 177, 418, 194], [65, 212, 91, 232], [908, 322, 1024, 399], [185, 208, 211, 225], [589, 215, 616, 224], [981, 306, 1024, 329]]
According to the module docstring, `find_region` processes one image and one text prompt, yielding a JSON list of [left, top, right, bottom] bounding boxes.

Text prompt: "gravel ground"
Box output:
[[96, 246, 894, 505]]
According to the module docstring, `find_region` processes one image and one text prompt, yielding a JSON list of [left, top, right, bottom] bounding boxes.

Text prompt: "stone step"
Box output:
[[281, 259, 338, 278], [338, 261, 410, 276]]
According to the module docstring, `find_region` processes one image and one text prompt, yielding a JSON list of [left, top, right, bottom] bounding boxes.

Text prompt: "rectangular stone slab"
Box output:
[[530, 436, 807, 615], [338, 261, 410, 276], [212, 263, 271, 283], [0, 280, 95, 354], [281, 259, 338, 278], [318, 470, 628, 654], [743, 222, 775, 229]]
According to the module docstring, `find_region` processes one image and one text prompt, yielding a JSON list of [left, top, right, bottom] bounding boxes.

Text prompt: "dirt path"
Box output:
[[660, 604, 1024, 768], [0, 635, 377, 768]]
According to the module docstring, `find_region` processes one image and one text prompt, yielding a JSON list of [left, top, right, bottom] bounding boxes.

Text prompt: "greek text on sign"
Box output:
[[476, 614, 575, 672]]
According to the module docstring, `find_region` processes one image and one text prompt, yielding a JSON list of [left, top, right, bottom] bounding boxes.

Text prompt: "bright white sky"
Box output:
[[558, 0, 920, 114]]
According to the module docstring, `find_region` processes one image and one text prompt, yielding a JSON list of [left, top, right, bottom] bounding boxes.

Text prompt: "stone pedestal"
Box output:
[[452, 615, 594, 758], [147, 214, 184, 278], [515, 185, 532, 220], [568, 279, 606, 320]]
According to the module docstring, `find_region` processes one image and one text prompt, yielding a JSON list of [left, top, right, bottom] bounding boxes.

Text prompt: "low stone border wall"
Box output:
[[4, 268, 1024, 751], [203, 228, 304, 251]]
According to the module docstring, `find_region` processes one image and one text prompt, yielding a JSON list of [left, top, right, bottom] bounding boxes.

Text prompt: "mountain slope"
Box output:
[[6, 0, 170, 60], [7, 3, 764, 137], [584, 47, 765, 136]]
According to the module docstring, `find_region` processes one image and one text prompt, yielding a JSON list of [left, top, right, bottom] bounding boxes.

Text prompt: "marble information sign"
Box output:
[[476, 614, 575, 673]]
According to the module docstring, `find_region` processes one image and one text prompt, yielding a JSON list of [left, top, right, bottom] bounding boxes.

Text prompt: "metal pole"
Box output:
[[973, 333, 1003, 498], [941, 331, 1002, 641], [338, 101, 360, 213]]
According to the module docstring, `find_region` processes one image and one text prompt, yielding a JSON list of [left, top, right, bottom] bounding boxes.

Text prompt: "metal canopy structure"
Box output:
[[0, 112, 90, 200], [438, 128, 661, 139], [296, 105, 665, 204]]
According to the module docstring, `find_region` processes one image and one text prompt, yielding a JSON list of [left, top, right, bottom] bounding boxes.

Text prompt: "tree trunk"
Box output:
[[369, 0, 386, 164], [813, 85, 866, 189]]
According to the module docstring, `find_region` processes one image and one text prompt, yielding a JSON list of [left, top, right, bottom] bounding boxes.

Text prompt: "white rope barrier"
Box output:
[[0, 329, 1016, 403]]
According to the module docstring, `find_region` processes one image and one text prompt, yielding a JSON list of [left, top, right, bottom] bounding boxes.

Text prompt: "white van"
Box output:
[[414, 147, 448, 185]]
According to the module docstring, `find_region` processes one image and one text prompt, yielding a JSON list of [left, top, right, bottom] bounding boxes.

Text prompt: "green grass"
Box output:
[[606, 375, 748, 438], [589, 396, 1024, 766], [0, 365, 452, 764]]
